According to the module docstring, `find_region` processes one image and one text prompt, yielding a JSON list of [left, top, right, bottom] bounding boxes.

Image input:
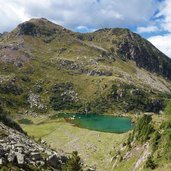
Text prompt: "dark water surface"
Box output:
[[52, 113, 134, 133]]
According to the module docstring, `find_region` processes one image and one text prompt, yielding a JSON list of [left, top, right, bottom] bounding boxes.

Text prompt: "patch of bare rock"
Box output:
[[0, 122, 68, 170]]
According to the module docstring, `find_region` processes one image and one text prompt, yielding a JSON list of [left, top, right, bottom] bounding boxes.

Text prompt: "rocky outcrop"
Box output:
[[0, 43, 30, 66], [56, 58, 112, 76], [50, 82, 79, 111], [109, 83, 165, 113], [87, 69, 112, 76], [80, 27, 171, 80], [28, 91, 46, 110], [0, 122, 67, 170], [117, 32, 171, 80], [17, 20, 55, 37]]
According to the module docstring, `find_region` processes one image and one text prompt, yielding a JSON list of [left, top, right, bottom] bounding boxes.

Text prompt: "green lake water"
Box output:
[[51, 113, 134, 133]]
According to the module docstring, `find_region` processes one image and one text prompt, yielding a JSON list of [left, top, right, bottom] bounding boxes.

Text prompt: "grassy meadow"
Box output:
[[19, 115, 129, 171]]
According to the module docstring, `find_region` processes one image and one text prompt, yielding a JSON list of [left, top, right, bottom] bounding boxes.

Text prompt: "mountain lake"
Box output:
[[50, 113, 134, 133]]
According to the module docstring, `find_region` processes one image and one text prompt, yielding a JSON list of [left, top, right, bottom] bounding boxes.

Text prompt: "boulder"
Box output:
[[0, 123, 68, 169], [16, 152, 24, 164], [7, 151, 15, 162], [47, 154, 61, 169], [36, 160, 45, 166], [0, 158, 4, 165], [41, 139, 46, 144], [30, 152, 42, 161]]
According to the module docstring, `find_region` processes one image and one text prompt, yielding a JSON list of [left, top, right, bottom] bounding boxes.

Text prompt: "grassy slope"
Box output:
[[1, 33, 171, 115], [20, 114, 171, 171], [21, 115, 171, 171], [20, 115, 129, 171], [0, 19, 171, 115]]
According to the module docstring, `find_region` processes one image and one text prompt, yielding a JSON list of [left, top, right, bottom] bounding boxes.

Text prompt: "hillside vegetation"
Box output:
[[0, 18, 171, 170], [0, 18, 171, 116]]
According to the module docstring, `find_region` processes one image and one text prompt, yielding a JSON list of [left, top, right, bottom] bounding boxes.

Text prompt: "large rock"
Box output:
[[7, 151, 15, 162], [16, 152, 24, 164], [47, 154, 62, 169], [30, 152, 42, 161], [0, 158, 5, 165]]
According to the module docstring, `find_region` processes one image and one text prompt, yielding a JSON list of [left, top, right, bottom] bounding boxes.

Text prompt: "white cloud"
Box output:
[[77, 26, 89, 30], [146, 0, 171, 58], [0, 0, 30, 33], [137, 26, 159, 33], [0, 0, 158, 33], [76, 26, 96, 32], [158, 0, 171, 32], [148, 34, 171, 57]]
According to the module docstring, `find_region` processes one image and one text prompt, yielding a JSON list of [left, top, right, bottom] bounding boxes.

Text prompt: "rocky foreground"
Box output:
[[0, 122, 68, 170]]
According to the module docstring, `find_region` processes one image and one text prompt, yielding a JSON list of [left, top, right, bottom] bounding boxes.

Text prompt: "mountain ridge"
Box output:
[[5, 18, 171, 80], [0, 18, 171, 115]]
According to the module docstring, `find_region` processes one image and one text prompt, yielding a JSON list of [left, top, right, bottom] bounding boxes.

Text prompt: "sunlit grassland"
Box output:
[[20, 116, 129, 170]]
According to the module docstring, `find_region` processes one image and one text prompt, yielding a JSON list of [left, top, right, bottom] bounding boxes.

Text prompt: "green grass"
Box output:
[[114, 156, 138, 171], [19, 114, 171, 171], [1, 26, 171, 115], [18, 118, 33, 125], [1, 18, 171, 171], [20, 116, 129, 170], [21, 119, 63, 139]]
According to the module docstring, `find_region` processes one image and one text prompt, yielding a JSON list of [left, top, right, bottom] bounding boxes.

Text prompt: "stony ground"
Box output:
[[0, 122, 67, 170]]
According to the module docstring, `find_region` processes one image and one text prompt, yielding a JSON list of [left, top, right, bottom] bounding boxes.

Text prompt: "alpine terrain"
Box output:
[[0, 18, 171, 171]]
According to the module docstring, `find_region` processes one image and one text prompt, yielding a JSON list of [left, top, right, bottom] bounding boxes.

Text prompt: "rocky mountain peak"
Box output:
[[15, 18, 69, 37], [77, 26, 171, 80]]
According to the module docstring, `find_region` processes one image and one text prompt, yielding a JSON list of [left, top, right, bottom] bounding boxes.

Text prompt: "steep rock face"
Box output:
[[81, 28, 171, 80], [117, 33, 171, 80]]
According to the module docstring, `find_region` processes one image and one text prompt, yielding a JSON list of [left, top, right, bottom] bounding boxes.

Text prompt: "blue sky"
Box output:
[[0, 0, 171, 57]]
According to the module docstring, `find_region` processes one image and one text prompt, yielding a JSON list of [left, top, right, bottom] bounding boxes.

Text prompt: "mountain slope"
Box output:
[[77, 28, 171, 80], [0, 18, 171, 115]]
